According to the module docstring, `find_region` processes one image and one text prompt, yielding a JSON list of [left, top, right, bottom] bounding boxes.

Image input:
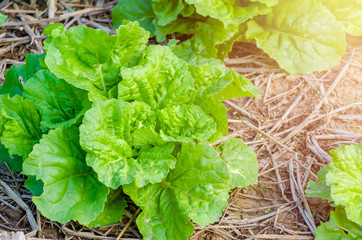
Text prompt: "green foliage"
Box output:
[[123, 142, 230, 239], [305, 144, 362, 239], [157, 104, 217, 142], [23, 70, 91, 131], [327, 144, 362, 225], [245, 0, 346, 74], [322, 0, 362, 36], [86, 190, 127, 228], [306, 166, 333, 202], [216, 137, 258, 189], [0, 144, 22, 172], [23, 127, 110, 225], [24, 176, 43, 196], [111, 0, 156, 35], [0, 22, 260, 239], [315, 207, 362, 240], [0, 13, 6, 27], [0, 95, 41, 158], [112, 0, 360, 74], [0, 53, 44, 97], [45, 22, 149, 102]]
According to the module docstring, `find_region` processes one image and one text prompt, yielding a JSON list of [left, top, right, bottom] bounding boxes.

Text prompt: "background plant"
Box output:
[[112, 0, 362, 74], [305, 143, 362, 239]]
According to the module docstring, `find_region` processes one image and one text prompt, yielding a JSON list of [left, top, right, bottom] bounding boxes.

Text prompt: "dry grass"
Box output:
[[0, 1, 361, 239]]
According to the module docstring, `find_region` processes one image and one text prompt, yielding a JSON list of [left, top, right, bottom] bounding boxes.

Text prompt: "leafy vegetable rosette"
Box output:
[[113, 0, 362, 74], [0, 22, 261, 239]]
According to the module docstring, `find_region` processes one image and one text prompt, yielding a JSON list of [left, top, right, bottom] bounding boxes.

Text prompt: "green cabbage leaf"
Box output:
[[0, 95, 41, 158], [245, 0, 346, 74], [216, 137, 258, 189], [45, 22, 149, 102], [124, 142, 230, 239], [86, 190, 127, 228], [112, 0, 156, 36], [0, 53, 44, 97], [23, 127, 109, 225], [327, 144, 362, 225], [322, 0, 362, 36], [23, 70, 91, 131], [315, 207, 362, 240], [305, 166, 333, 202]]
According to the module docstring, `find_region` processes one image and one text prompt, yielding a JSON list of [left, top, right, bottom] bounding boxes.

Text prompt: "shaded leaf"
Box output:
[[24, 175, 44, 196], [0, 95, 41, 158], [23, 70, 91, 130], [0, 53, 44, 97], [112, 0, 156, 36], [152, 0, 184, 26], [86, 190, 127, 228], [0, 144, 23, 172]]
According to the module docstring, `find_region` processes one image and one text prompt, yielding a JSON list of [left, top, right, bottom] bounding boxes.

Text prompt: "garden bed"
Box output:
[[0, 1, 361, 239]]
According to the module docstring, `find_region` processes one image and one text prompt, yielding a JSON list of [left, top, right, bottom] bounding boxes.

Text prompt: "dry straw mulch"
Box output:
[[197, 41, 361, 240], [1, 1, 361, 239]]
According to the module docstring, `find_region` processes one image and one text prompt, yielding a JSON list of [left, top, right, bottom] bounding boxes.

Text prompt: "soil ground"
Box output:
[[0, 1, 361, 239]]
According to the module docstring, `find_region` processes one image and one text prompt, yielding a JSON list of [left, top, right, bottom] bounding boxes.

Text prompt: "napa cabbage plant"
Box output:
[[306, 144, 362, 239], [0, 21, 260, 239], [112, 0, 362, 74]]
